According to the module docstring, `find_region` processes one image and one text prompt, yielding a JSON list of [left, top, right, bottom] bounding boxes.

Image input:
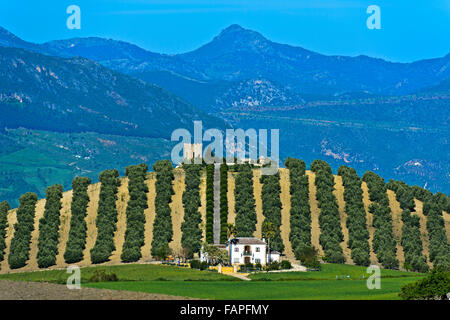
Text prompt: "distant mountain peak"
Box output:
[[0, 26, 22, 43], [215, 24, 267, 42], [220, 24, 246, 33], [0, 26, 40, 52]]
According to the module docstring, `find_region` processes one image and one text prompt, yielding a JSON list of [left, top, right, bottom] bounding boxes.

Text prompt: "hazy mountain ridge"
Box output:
[[0, 46, 225, 138], [1, 25, 449, 101]]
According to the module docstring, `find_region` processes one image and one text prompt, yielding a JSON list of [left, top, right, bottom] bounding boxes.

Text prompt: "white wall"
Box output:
[[228, 243, 267, 265]]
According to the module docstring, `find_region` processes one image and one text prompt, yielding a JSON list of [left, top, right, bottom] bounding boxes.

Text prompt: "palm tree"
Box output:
[[262, 221, 276, 263], [227, 223, 237, 240]]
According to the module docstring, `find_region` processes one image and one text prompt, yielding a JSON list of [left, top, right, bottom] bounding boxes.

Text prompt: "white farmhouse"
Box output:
[[226, 237, 280, 265]]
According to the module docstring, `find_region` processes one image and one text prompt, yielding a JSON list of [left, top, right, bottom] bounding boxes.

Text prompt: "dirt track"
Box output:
[[0, 280, 193, 300]]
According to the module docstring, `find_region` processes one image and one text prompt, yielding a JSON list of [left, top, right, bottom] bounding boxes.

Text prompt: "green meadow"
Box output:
[[0, 263, 424, 300]]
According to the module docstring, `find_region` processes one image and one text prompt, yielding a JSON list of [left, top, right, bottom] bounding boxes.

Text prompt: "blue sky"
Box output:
[[1, 0, 449, 62]]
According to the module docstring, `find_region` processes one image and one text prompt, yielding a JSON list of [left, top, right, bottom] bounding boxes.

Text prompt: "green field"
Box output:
[[248, 263, 421, 281], [0, 264, 236, 283], [0, 263, 424, 300], [85, 277, 422, 300]]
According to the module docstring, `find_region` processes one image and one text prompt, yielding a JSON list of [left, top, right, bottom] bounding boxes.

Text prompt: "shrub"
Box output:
[[280, 260, 292, 269], [37, 184, 63, 268], [265, 261, 280, 271], [89, 269, 119, 282], [190, 259, 201, 269], [399, 268, 450, 300], [121, 163, 149, 262], [91, 170, 121, 264], [295, 246, 321, 269], [8, 192, 38, 269], [200, 261, 209, 270]]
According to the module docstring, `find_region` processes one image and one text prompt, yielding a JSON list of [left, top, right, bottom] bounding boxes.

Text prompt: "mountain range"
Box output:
[[0, 24, 448, 205], [1, 24, 449, 110]]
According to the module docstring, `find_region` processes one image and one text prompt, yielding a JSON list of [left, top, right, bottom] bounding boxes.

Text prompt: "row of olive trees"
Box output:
[[181, 164, 203, 257], [37, 184, 63, 268], [386, 180, 415, 211], [424, 204, 450, 269], [234, 164, 257, 237], [90, 169, 121, 264], [362, 171, 399, 269], [338, 166, 370, 266], [219, 163, 228, 243], [151, 160, 174, 259], [410, 185, 449, 269], [412, 186, 450, 215], [400, 209, 429, 272], [9, 192, 38, 269], [387, 180, 428, 272], [285, 158, 312, 261], [0, 201, 10, 263], [64, 177, 91, 264], [121, 163, 149, 262], [311, 160, 345, 263], [205, 164, 214, 243], [260, 171, 284, 253]]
